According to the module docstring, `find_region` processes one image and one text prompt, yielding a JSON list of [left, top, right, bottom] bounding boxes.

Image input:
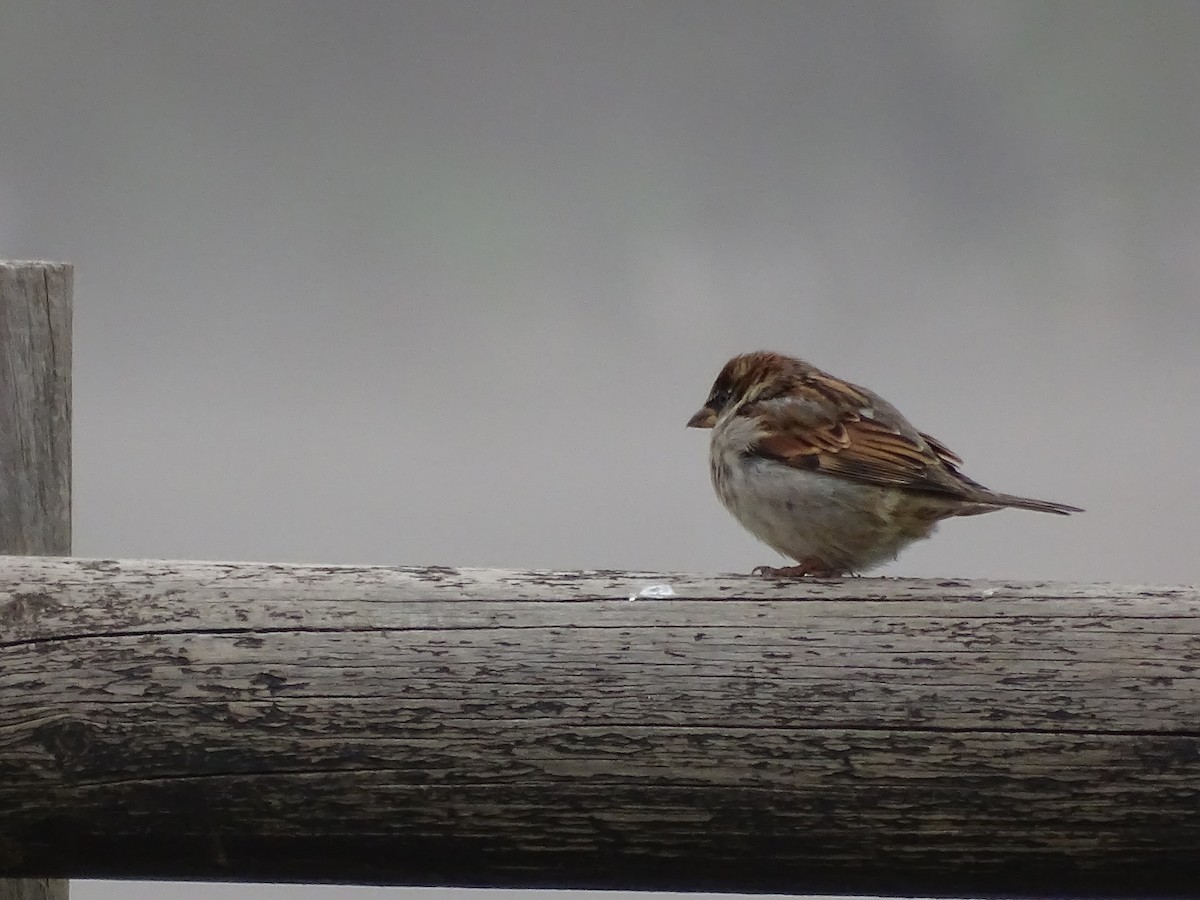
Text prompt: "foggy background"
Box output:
[[3, 1, 1199, 898]]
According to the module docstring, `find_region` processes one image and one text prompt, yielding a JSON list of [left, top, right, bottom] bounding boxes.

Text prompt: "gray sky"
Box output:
[[4, 1, 1200, 897]]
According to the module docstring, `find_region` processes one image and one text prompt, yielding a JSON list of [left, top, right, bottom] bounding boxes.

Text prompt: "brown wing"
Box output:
[[749, 371, 977, 499]]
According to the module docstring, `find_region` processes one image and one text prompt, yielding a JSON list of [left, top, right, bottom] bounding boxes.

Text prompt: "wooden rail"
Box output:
[[1, 557, 1197, 897]]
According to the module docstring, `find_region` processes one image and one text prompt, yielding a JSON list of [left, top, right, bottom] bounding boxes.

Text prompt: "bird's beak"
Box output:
[[687, 406, 718, 429]]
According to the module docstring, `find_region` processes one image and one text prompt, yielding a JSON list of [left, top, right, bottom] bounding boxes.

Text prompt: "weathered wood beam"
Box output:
[[0, 262, 71, 556], [0, 260, 71, 900], [1, 557, 1198, 897]]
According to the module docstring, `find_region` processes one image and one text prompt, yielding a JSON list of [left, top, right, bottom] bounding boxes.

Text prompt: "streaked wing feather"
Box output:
[[749, 380, 974, 499], [920, 430, 963, 467]]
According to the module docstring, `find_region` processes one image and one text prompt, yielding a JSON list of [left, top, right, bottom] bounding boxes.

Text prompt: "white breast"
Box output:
[[709, 416, 944, 573]]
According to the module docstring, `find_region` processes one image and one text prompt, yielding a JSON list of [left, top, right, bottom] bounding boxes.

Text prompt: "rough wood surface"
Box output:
[[0, 262, 70, 900], [1, 558, 1197, 897], [0, 262, 71, 556], [0, 882, 61, 900]]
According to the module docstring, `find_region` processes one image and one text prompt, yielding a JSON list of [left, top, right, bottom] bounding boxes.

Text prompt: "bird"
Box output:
[[687, 351, 1081, 576]]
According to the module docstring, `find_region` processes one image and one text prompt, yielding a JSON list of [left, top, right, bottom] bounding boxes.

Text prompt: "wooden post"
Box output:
[[2, 558, 1198, 898], [0, 261, 72, 900]]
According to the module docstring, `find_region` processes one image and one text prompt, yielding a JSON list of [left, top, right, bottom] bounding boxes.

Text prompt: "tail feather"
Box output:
[[967, 491, 1083, 516]]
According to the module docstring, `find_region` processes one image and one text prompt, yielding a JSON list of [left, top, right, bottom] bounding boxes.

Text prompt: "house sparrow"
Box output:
[[688, 351, 1081, 576]]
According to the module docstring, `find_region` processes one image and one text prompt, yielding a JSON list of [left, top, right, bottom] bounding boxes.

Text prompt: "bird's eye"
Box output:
[[709, 388, 732, 410]]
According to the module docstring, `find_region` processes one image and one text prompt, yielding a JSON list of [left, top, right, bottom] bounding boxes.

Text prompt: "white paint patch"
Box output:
[[628, 583, 677, 601]]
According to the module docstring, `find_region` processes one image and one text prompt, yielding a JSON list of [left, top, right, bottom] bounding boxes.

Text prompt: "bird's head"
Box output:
[[687, 351, 803, 428]]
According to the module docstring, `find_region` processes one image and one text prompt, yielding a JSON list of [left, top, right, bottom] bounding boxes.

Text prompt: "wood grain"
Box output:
[[0, 262, 71, 556], [1, 557, 1197, 896], [0, 262, 70, 900]]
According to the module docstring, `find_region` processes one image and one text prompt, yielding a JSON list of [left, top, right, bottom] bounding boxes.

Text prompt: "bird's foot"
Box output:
[[752, 559, 842, 578]]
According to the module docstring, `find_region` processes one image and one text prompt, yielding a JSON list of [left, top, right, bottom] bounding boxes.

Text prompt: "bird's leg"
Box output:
[[752, 558, 842, 578]]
